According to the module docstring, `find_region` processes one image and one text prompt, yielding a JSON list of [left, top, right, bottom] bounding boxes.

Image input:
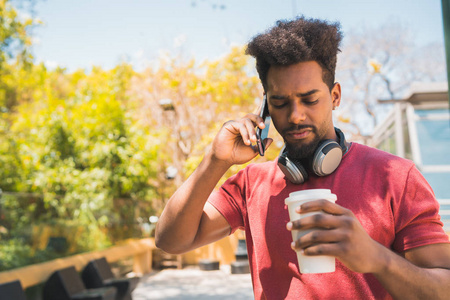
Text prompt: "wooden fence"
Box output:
[[0, 238, 155, 289]]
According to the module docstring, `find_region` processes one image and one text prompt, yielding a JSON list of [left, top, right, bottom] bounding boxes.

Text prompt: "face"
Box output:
[[266, 61, 341, 160]]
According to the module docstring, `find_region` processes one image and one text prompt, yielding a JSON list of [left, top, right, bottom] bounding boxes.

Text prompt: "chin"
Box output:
[[285, 138, 320, 160]]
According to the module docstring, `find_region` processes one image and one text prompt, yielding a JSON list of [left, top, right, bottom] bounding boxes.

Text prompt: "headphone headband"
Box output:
[[335, 127, 347, 154]]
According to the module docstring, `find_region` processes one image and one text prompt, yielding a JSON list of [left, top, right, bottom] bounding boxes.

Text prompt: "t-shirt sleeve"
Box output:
[[207, 170, 247, 234], [392, 165, 450, 252]]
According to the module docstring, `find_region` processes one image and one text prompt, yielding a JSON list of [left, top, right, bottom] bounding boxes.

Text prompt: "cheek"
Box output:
[[270, 118, 281, 132], [269, 111, 286, 130], [316, 110, 334, 133]]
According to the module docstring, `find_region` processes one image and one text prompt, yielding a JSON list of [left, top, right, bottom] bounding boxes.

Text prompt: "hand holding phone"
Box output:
[[256, 95, 271, 156]]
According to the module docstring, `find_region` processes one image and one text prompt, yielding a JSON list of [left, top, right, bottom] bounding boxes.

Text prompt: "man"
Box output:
[[156, 17, 450, 299]]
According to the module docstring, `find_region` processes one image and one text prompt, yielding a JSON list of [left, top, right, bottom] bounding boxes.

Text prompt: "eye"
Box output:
[[304, 99, 319, 105], [271, 102, 287, 109]]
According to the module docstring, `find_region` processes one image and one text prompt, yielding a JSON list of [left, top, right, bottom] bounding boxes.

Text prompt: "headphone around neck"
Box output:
[[277, 127, 347, 184]]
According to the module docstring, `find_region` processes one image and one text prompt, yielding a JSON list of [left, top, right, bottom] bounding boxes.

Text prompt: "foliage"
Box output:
[[0, 238, 35, 271], [0, 0, 39, 111], [335, 22, 446, 138], [0, 63, 162, 270], [0, 237, 73, 271], [0, 45, 273, 271], [0, 3, 445, 271], [126, 46, 283, 207]]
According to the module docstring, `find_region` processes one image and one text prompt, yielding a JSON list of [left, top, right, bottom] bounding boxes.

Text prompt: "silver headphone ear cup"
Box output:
[[312, 140, 343, 176], [278, 153, 308, 184]]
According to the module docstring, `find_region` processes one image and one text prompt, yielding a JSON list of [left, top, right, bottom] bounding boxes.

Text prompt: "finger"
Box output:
[[242, 113, 259, 123], [241, 115, 264, 144], [288, 212, 340, 231], [244, 112, 266, 130], [291, 229, 342, 251], [253, 103, 261, 115], [242, 118, 258, 143], [227, 117, 264, 147], [297, 199, 350, 216], [302, 242, 341, 257], [227, 121, 251, 146], [253, 97, 265, 115]]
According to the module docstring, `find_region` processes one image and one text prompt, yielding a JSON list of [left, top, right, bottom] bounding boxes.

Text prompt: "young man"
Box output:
[[155, 17, 450, 299]]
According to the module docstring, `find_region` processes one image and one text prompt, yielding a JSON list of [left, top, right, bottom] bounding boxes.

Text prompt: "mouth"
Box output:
[[284, 128, 313, 141]]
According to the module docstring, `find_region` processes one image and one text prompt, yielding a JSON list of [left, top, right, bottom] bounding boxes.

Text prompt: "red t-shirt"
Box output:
[[208, 143, 449, 300]]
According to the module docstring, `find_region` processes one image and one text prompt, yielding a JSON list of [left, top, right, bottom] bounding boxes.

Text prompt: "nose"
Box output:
[[288, 102, 306, 124]]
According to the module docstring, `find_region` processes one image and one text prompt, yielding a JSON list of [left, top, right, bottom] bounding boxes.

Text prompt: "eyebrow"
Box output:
[[270, 89, 320, 100], [297, 89, 320, 97]]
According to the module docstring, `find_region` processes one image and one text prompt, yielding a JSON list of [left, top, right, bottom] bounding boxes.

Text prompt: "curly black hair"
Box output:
[[246, 16, 343, 91]]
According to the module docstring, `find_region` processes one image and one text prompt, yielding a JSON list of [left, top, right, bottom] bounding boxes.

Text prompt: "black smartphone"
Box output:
[[256, 95, 271, 156]]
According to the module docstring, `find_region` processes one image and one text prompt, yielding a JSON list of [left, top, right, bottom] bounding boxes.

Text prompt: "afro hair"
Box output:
[[246, 16, 343, 91]]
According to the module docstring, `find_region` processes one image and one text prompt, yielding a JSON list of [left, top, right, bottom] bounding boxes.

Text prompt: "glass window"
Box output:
[[422, 172, 450, 200], [415, 109, 450, 165]]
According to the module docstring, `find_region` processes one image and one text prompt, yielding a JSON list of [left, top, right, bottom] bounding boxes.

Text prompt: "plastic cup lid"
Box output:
[[285, 192, 337, 205], [289, 189, 331, 198]]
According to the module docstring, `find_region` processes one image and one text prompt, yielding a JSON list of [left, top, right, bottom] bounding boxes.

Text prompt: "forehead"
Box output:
[[266, 61, 326, 93]]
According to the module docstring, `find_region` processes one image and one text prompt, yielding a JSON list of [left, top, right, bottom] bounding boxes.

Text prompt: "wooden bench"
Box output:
[[0, 280, 27, 300], [81, 257, 139, 300], [43, 266, 116, 300]]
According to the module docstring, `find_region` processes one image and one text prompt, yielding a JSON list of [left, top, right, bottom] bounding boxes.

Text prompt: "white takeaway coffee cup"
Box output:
[[285, 189, 337, 274]]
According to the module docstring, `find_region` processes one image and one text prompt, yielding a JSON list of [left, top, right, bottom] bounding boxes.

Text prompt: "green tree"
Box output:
[[0, 0, 38, 111], [0, 63, 163, 268], [127, 47, 283, 212]]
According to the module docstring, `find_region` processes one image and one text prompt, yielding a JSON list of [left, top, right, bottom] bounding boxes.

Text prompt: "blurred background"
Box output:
[[0, 0, 448, 298]]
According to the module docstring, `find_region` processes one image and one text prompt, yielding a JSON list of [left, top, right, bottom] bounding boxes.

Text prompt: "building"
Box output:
[[369, 82, 450, 231]]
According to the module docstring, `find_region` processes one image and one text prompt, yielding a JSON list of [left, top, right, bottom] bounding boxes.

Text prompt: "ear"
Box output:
[[331, 82, 341, 109]]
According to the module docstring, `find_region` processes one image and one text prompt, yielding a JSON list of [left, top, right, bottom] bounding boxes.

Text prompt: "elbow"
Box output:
[[154, 229, 171, 253], [155, 228, 189, 255], [154, 232, 164, 251], [155, 239, 187, 255]]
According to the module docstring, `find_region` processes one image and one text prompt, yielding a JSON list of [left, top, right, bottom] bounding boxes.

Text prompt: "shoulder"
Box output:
[[228, 159, 281, 186], [245, 160, 279, 173], [342, 143, 417, 184], [216, 159, 281, 205], [347, 142, 415, 169]]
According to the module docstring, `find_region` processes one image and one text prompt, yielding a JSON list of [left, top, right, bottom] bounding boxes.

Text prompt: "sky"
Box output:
[[26, 0, 445, 72]]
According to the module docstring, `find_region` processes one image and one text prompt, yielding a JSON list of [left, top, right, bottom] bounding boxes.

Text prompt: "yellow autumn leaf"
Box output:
[[368, 59, 382, 73], [338, 115, 351, 123]]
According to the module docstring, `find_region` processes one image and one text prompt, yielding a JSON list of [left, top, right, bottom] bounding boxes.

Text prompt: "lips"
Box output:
[[282, 125, 316, 142], [285, 128, 312, 140]]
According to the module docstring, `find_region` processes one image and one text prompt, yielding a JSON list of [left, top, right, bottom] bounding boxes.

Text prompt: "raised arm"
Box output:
[[155, 113, 272, 254]]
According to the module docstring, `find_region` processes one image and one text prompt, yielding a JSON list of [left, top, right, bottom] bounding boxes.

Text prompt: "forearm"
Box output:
[[155, 151, 231, 253], [373, 248, 450, 300]]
